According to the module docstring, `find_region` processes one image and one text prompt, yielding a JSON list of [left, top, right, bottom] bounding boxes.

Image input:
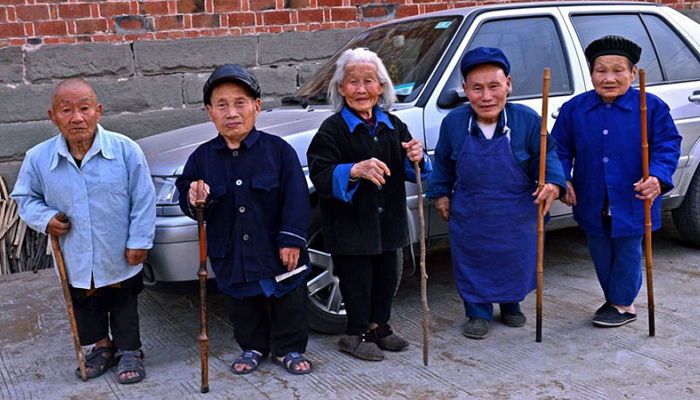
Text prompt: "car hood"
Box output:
[[138, 105, 336, 176]]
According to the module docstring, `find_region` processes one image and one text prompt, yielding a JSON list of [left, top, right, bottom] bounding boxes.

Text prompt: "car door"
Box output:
[[423, 7, 587, 238]]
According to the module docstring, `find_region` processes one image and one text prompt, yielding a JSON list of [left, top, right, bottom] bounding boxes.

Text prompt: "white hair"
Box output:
[[327, 48, 396, 112]]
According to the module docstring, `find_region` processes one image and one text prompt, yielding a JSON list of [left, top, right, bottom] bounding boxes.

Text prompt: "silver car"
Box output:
[[138, 2, 700, 334]]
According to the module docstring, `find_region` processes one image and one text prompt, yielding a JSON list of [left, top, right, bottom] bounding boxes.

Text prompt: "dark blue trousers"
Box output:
[[587, 231, 643, 306], [464, 301, 521, 320]]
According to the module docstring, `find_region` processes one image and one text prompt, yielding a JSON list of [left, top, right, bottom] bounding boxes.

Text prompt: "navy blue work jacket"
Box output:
[[176, 129, 310, 291], [426, 103, 567, 199], [551, 88, 681, 237]]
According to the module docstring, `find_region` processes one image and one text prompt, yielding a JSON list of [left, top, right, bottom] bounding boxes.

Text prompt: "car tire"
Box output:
[[672, 167, 700, 248], [306, 209, 405, 334]]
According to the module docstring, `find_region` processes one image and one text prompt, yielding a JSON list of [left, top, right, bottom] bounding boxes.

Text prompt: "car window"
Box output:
[[641, 14, 700, 82], [294, 16, 462, 104], [466, 16, 572, 97], [571, 14, 663, 83]]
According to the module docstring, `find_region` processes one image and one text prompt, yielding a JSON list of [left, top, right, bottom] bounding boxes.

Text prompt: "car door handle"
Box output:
[[551, 107, 560, 119], [689, 90, 700, 104]]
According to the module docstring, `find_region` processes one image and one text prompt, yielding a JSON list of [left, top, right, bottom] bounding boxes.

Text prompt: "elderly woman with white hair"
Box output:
[[307, 48, 431, 361]]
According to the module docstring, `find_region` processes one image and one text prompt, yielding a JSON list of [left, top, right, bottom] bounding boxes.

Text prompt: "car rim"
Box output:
[[306, 231, 346, 317]]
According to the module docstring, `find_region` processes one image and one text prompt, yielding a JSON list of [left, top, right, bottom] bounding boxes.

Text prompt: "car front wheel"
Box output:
[[672, 167, 700, 248]]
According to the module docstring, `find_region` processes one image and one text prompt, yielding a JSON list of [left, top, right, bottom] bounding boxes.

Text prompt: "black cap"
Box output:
[[584, 35, 641, 67], [203, 64, 261, 105]]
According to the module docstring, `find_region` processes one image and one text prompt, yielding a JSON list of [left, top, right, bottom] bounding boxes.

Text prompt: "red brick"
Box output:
[[100, 2, 131, 17], [2, 0, 26, 4], [0, 22, 23, 37], [153, 14, 184, 30], [318, 0, 342, 6], [155, 30, 185, 39], [213, 0, 242, 12], [75, 18, 108, 34], [262, 10, 290, 25], [452, 2, 477, 7], [298, 8, 322, 23], [44, 37, 78, 44], [139, 0, 168, 15], [33, 20, 67, 36], [228, 12, 255, 26], [425, 4, 449, 12], [58, 3, 91, 19], [361, 5, 392, 19], [24, 22, 34, 36], [241, 26, 255, 34], [330, 7, 355, 21], [251, 0, 276, 11], [0, 7, 7, 22], [192, 13, 219, 27], [15, 5, 50, 21], [177, 0, 204, 13], [115, 15, 150, 31], [396, 4, 419, 18], [286, 0, 309, 8]]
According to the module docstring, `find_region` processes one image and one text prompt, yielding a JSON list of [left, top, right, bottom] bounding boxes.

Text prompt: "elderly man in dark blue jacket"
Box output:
[[176, 64, 313, 376]]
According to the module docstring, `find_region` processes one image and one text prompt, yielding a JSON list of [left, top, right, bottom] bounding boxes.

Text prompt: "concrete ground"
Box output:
[[1, 216, 699, 400]]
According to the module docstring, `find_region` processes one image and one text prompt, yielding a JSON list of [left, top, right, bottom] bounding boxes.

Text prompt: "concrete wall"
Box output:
[[0, 28, 358, 187]]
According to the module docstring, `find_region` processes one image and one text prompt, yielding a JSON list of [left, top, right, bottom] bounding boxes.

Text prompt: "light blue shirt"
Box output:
[[11, 125, 156, 289]]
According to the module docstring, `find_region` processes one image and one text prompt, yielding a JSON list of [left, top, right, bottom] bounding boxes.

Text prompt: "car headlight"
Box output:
[[152, 176, 180, 206]]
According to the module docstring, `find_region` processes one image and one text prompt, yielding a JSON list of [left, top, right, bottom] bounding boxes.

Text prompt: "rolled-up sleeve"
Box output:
[[332, 163, 360, 202]]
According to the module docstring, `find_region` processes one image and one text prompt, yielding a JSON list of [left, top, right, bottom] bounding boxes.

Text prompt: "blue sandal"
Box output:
[[231, 350, 264, 375], [115, 349, 145, 384], [75, 346, 115, 379], [273, 352, 313, 375]]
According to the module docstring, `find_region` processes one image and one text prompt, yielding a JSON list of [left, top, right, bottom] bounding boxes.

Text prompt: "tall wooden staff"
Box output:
[[194, 180, 209, 393], [536, 68, 550, 343], [413, 161, 429, 366], [639, 70, 655, 337], [49, 213, 87, 381]]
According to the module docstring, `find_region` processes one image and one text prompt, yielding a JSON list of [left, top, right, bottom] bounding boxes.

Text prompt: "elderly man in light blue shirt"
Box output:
[[11, 78, 155, 384]]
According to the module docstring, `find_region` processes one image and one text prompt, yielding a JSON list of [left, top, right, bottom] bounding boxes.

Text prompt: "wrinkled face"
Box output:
[[591, 55, 637, 102], [463, 64, 511, 124], [206, 82, 261, 147], [338, 62, 384, 117], [48, 83, 102, 144]]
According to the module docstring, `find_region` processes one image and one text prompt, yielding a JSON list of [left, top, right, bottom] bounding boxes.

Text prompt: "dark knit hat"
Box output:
[[584, 35, 642, 67], [203, 64, 260, 105]]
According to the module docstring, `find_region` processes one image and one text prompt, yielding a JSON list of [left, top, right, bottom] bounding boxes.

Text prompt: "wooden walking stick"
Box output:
[[194, 180, 209, 393], [49, 213, 87, 381], [413, 161, 429, 366], [639, 69, 656, 337], [536, 68, 551, 343]]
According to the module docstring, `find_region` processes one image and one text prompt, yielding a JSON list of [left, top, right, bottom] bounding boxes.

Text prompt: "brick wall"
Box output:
[[1, 0, 698, 47]]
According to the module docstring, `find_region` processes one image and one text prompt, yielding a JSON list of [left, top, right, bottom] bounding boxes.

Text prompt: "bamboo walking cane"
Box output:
[[536, 68, 551, 343], [49, 213, 87, 381], [194, 180, 209, 393], [413, 161, 429, 366], [639, 70, 656, 337]]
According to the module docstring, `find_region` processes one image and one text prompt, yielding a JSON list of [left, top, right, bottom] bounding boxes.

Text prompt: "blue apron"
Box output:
[[449, 129, 538, 303]]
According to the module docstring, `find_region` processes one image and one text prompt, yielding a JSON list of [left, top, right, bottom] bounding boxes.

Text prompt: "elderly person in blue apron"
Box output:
[[552, 36, 681, 328], [307, 48, 431, 361], [426, 47, 566, 339]]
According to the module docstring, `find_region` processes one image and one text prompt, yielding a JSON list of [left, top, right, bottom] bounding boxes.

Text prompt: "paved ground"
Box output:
[[1, 215, 699, 400]]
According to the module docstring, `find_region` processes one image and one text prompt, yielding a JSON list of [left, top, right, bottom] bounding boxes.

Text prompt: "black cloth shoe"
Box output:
[[595, 302, 611, 316], [463, 318, 490, 339], [371, 324, 409, 352], [592, 306, 637, 327], [501, 311, 527, 327], [338, 334, 384, 361]]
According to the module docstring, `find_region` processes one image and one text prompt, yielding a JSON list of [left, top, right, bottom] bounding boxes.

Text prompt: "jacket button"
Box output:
[[239, 206, 246, 213], [603, 129, 608, 135], [377, 206, 384, 214], [243, 234, 250, 241], [373, 136, 379, 142], [232, 150, 239, 157], [235, 179, 242, 186], [603, 157, 609, 163]]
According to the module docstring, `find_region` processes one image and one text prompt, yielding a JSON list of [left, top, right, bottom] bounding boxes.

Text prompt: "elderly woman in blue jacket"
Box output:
[[551, 36, 681, 328]]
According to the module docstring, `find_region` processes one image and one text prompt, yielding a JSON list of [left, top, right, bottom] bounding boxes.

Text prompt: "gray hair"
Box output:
[[327, 48, 396, 112]]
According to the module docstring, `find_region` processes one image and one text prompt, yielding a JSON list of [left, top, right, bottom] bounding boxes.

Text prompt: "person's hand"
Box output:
[[532, 183, 560, 215], [188, 181, 210, 207], [401, 139, 424, 163], [633, 176, 661, 201], [279, 247, 300, 271], [350, 158, 391, 186], [125, 248, 148, 266], [561, 181, 577, 207], [46, 214, 71, 236], [435, 196, 450, 221]]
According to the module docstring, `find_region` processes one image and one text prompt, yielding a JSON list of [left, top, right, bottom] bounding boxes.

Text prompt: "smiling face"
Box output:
[[206, 81, 261, 148], [591, 55, 637, 102], [338, 62, 384, 119], [48, 80, 102, 146], [463, 63, 511, 124]]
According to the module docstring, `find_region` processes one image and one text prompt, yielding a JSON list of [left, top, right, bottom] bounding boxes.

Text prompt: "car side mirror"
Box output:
[[437, 88, 467, 109]]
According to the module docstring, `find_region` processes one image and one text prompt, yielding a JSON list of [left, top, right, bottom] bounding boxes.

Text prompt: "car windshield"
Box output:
[[293, 15, 463, 105]]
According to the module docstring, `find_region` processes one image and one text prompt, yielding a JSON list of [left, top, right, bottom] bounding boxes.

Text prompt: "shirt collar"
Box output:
[[341, 105, 395, 133], [50, 124, 111, 171], [211, 127, 261, 150], [582, 87, 636, 112]]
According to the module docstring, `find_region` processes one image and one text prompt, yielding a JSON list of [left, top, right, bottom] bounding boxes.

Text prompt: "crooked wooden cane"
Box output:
[[413, 161, 429, 366], [639, 70, 656, 337], [194, 180, 209, 393], [49, 213, 87, 381], [536, 68, 551, 343]]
